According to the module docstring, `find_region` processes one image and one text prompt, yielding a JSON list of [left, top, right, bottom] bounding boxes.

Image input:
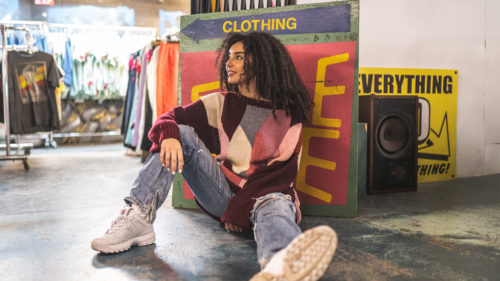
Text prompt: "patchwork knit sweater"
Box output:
[[148, 92, 302, 230]]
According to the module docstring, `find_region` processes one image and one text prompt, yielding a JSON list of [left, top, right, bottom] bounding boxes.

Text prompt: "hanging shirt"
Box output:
[[133, 43, 152, 149], [2, 51, 60, 134], [121, 54, 139, 138], [62, 37, 73, 87], [147, 46, 160, 120], [156, 43, 179, 116]]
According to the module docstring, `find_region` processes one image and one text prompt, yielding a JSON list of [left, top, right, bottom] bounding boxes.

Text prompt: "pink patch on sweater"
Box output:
[[246, 111, 292, 176], [220, 164, 245, 188], [267, 123, 302, 166], [217, 124, 230, 160]]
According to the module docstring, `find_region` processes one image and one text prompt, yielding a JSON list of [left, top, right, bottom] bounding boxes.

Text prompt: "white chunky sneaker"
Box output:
[[91, 205, 155, 254], [250, 225, 338, 281]]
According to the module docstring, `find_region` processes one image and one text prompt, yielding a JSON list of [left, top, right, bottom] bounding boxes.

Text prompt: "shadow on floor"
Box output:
[[92, 244, 183, 281]]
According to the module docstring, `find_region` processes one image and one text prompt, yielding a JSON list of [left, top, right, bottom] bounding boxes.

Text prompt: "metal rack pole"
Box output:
[[1, 24, 10, 156]]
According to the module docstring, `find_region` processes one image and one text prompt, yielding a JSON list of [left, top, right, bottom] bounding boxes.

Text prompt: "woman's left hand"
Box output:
[[225, 222, 243, 232]]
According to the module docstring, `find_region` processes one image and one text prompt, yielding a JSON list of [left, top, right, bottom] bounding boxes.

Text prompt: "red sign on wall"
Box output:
[[174, 1, 359, 217], [34, 0, 54, 6], [180, 41, 356, 207]]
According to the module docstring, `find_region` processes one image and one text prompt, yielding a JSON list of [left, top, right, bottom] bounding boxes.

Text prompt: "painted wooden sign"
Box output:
[[173, 1, 359, 217]]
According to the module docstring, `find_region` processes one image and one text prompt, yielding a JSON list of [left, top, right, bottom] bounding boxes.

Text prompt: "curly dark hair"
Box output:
[[216, 32, 314, 123]]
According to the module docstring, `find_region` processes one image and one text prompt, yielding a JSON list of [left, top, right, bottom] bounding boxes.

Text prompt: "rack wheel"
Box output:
[[23, 159, 30, 170], [25, 148, 31, 155]]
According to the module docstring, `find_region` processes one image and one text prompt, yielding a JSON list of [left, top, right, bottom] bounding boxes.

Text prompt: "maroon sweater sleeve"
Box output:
[[148, 99, 220, 154]]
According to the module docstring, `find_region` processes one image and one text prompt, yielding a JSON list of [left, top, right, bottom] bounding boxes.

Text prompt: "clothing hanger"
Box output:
[[165, 34, 179, 43], [153, 36, 163, 47]]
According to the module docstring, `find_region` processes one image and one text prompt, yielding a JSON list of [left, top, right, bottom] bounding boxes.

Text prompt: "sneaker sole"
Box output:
[[252, 226, 337, 281], [282, 226, 337, 281], [91, 231, 156, 254]]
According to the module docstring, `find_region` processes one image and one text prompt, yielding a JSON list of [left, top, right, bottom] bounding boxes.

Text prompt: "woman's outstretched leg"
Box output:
[[91, 125, 233, 253], [91, 153, 173, 253], [250, 193, 338, 281]]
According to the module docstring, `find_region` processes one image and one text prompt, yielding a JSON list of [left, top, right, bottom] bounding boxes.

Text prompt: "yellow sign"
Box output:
[[359, 68, 458, 182], [222, 18, 297, 33]]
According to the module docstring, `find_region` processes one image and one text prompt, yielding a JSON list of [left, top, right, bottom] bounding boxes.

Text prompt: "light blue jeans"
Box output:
[[125, 125, 301, 266]]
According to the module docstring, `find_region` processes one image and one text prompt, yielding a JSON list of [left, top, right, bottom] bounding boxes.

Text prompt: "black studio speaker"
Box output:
[[359, 95, 418, 193]]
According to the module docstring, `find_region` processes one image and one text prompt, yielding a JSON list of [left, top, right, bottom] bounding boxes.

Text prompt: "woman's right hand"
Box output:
[[160, 138, 184, 174]]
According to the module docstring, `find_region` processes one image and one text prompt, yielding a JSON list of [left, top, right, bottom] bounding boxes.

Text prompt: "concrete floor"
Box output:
[[0, 143, 498, 281]]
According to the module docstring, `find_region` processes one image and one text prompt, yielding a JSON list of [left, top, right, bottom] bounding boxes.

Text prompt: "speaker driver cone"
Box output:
[[376, 115, 409, 157]]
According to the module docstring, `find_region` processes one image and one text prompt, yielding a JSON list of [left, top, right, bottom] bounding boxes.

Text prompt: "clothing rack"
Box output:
[[48, 23, 157, 37], [0, 20, 46, 28], [2, 21, 157, 143], [0, 20, 46, 49], [1, 24, 34, 170], [47, 23, 157, 141]]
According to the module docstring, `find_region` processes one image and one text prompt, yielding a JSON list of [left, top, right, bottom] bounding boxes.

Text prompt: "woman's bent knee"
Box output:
[[250, 193, 296, 223]]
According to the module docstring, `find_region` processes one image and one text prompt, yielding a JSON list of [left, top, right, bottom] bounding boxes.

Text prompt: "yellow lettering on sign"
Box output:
[[191, 81, 220, 102], [233, 21, 241, 32], [223, 21, 232, 33], [313, 53, 349, 128], [252, 20, 260, 31], [276, 18, 285, 30], [261, 19, 271, 31], [241, 20, 251, 32], [296, 53, 351, 203], [296, 127, 339, 203], [286, 17, 297, 30], [222, 17, 298, 33]]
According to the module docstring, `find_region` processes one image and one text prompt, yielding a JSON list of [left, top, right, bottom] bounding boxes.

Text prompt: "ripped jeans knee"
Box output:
[[125, 152, 173, 223], [251, 193, 295, 221]]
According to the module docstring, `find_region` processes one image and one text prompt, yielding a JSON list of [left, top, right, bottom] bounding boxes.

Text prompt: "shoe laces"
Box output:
[[106, 206, 134, 234]]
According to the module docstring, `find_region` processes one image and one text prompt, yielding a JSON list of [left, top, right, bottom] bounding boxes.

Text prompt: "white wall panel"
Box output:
[[298, 0, 500, 177], [484, 0, 500, 144]]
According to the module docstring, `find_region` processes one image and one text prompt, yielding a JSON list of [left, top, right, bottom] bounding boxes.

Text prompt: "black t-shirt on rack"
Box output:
[[1, 51, 60, 134]]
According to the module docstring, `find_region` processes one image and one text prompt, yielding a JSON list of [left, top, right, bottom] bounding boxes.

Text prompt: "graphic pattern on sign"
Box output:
[[175, 1, 360, 216]]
